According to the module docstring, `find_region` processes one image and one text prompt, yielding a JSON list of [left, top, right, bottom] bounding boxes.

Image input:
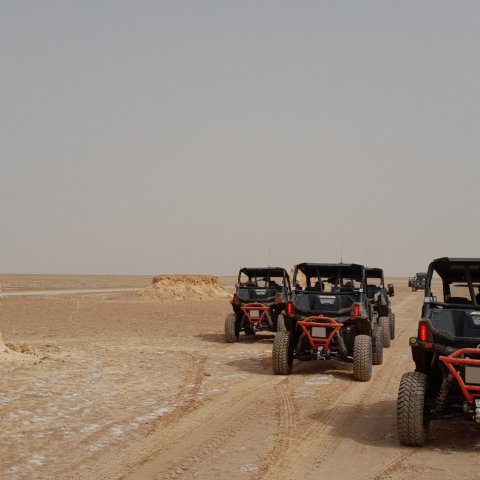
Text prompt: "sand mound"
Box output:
[[0, 332, 23, 362], [140, 275, 228, 300], [0, 331, 37, 364], [6, 342, 35, 354]]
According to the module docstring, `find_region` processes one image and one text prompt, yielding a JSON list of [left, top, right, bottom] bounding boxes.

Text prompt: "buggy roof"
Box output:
[[429, 257, 480, 283], [366, 267, 384, 279], [296, 263, 364, 279], [239, 267, 288, 278]]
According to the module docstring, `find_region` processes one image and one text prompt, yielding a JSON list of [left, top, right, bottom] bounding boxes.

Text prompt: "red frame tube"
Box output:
[[439, 348, 480, 404], [297, 316, 343, 351], [241, 303, 270, 325]]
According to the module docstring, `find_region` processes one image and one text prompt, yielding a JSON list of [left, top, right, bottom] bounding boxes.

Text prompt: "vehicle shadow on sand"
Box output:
[[292, 360, 354, 380], [309, 399, 479, 452], [195, 333, 275, 344], [225, 356, 355, 379]]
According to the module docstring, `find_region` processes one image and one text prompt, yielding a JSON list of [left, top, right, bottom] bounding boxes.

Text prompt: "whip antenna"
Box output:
[[340, 236, 343, 263]]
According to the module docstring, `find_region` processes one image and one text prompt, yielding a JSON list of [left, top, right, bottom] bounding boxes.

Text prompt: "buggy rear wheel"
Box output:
[[379, 316, 391, 348], [272, 331, 293, 375], [352, 334, 372, 381], [372, 325, 383, 366], [224, 313, 239, 343], [397, 372, 430, 446], [276, 313, 287, 332], [390, 312, 396, 340]]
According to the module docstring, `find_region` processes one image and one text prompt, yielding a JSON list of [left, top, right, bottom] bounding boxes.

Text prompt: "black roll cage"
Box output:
[[237, 267, 291, 291], [293, 263, 366, 293], [424, 258, 480, 309], [366, 267, 385, 286]]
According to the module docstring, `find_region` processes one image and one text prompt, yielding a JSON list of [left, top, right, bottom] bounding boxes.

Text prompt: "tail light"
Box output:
[[275, 293, 282, 304], [353, 304, 360, 317], [232, 294, 239, 304], [287, 301, 294, 315], [418, 323, 429, 342]]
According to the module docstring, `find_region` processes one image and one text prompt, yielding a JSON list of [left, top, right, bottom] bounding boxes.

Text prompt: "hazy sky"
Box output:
[[1, 1, 480, 276]]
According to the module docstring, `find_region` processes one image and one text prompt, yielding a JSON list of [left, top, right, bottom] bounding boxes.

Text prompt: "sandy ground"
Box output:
[[0, 275, 479, 480]]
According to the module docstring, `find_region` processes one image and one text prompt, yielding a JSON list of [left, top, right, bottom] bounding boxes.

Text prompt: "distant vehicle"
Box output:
[[408, 272, 427, 291], [272, 263, 384, 381], [397, 258, 480, 446], [225, 267, 291, 342], [366, 267, 395, 347]]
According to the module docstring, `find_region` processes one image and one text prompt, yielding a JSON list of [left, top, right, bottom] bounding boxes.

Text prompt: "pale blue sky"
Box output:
[[1, 1, 479, 275]]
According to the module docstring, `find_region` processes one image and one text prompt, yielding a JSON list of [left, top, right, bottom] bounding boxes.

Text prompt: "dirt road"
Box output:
[[0, 277, 478, 479]]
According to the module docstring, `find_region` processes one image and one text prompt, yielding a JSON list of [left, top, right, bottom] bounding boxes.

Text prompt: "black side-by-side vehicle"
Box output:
[[272, 263, 385, 381], [397, 257, 480, 446], [408, 272, 427, 291], [366, 267, 395, 348], [225, 267, 291, 342]]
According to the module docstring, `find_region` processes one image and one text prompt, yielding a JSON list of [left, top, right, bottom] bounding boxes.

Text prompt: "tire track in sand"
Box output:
[[75, 349, 206, 480], [258, 374, 360, 480], [299, 288, 423, 480], [253, 377, 297, 479], [158, 352, 207, 429], [256, 288, 423, 480], [83, 357, 273, 480], [123, 376, 282, 480]]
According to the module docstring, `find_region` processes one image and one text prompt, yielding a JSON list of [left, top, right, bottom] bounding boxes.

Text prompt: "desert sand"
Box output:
[[0, 275, 478, 480]]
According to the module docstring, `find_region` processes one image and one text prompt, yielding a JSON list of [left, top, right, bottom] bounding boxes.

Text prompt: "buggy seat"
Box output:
[[367, 284, 380, 300]]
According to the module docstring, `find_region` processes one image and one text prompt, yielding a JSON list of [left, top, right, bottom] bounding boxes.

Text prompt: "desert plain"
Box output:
[[0, 274, 479, 480]]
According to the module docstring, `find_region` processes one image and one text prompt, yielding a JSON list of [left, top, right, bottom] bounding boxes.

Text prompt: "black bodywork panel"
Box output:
[[410, 258, 480, 419], [288, 262, 373, 358], [236, 267, 291, 306]]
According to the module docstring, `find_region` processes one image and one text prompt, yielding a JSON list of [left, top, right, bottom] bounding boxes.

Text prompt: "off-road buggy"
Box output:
[[408, 272, 427, 291], [366, 267, 395, 348], [225, 267, 291, 343], [397, 258, 480, 446], [272, 263, 385, 381]]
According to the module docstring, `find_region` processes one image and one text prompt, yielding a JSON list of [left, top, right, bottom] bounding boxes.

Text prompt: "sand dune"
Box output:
[[140, 275, 229, 300]]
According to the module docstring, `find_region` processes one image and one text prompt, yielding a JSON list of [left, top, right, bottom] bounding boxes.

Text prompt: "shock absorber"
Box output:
[[435, 373, 453, 412], [335, 331, 348, 358]]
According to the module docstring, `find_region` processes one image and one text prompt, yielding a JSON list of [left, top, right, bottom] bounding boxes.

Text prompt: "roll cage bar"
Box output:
[[366, 267, 384, 285], [237, 267, 291, 290], [293, 263, 366, 291], [425, 257, 480, 307]]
